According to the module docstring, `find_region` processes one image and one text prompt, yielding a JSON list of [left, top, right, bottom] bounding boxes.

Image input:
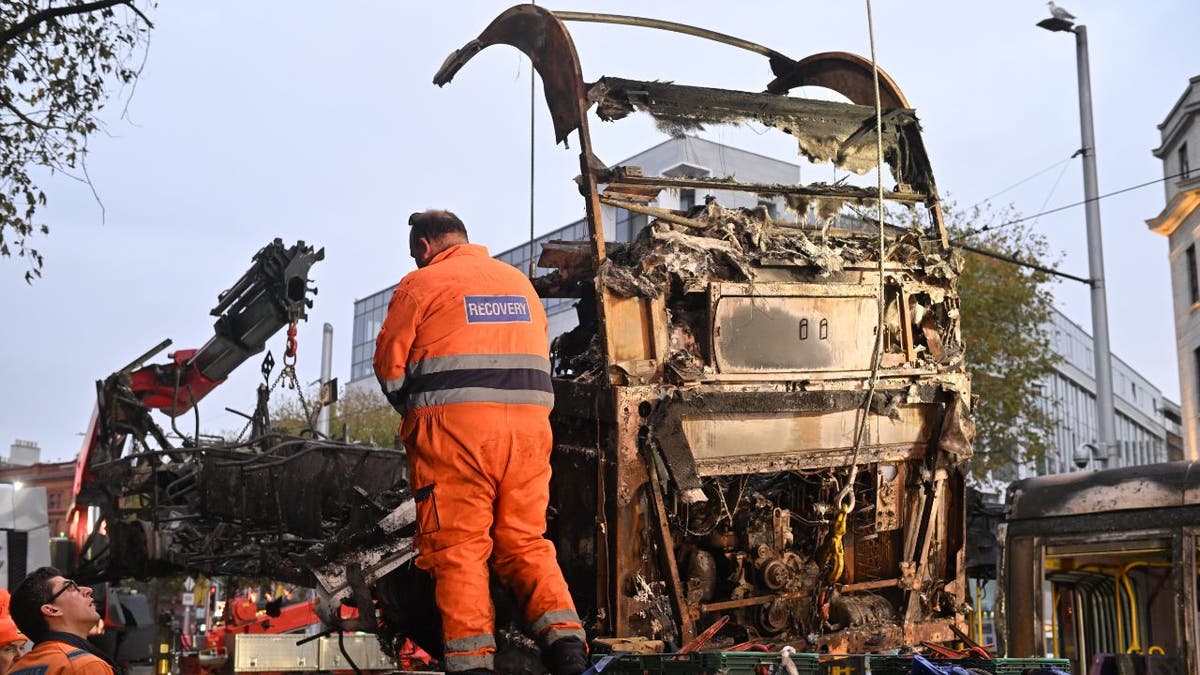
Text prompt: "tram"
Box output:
[[999, 461, 1198, 674]]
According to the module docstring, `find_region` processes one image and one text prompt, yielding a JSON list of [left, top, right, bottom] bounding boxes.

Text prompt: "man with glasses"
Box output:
[[8, 567, 117, 675]]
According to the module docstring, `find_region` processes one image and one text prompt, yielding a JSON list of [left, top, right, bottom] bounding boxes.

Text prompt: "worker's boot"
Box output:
[[542, 636, 589, 675]]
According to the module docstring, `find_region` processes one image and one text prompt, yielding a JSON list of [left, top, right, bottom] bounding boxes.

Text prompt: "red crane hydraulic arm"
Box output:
[[128, 238, 325, 415], [70, 239, 324, 544]]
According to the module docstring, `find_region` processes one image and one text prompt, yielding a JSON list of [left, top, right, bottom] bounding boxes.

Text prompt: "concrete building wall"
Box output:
[[0, 460, 76, 540], [1158, 75, 1200, 204], [1166, 208, 1200, 459], [1149, 75, 1200, 460]]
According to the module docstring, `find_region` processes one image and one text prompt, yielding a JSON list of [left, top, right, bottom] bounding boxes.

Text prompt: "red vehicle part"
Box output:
[[203, 598, 336, 651], [127, 349, 223, 415]]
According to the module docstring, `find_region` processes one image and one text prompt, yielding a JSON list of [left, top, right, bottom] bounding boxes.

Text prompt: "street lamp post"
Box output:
[[1038, 11, 1120, 469]]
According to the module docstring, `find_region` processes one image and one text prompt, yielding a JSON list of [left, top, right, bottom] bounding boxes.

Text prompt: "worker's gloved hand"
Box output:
[[543, 636, 589, 675]]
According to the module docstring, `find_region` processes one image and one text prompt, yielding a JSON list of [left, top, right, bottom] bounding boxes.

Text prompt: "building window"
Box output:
[[679, 189, 696, 213], [1188, 245, 1199, 305], [757, 199, 778, 220], [615, 208, 647, 243], [351, 288, 395, 382], [1195, 346, 1200, 407], [1181, 142, 1191, 180]]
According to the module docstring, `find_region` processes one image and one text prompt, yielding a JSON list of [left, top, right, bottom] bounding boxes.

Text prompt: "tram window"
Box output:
[[1042, 538, 1177, 673]]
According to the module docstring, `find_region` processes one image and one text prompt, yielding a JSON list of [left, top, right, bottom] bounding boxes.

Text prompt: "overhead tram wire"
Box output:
[[1029, 155, 1076, 228], [968, 153, 1078, 211], [959, 243, 1091, 285], [953, 169, 1190, 244]]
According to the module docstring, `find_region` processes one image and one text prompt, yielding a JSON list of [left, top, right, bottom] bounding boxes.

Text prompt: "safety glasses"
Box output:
[[48, 579, 80, 603]]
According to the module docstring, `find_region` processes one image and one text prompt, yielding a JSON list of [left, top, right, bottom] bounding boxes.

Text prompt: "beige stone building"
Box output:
[[1148, 74, 1200, 460]]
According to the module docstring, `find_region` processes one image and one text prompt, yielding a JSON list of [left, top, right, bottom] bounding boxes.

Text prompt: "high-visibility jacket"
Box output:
[[9, 635, 115, 675], [373, 243, 583, 673], [373, 243, 554, 415]]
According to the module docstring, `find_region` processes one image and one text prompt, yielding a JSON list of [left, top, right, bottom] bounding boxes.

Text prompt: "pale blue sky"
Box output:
[[1, 1, 1195, 461]]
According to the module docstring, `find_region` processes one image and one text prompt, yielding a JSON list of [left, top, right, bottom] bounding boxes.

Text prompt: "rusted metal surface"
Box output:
[[602, 174, 928, 203], [1007, 459, 1200, 519], [766, 51, 910, 108], [434, 5, 585, 146]]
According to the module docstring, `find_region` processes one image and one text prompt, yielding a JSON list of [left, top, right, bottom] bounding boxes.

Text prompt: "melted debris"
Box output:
[[598, 200, 960, 299], [547, 198, 966, 382], [590, 77, 921, 180]]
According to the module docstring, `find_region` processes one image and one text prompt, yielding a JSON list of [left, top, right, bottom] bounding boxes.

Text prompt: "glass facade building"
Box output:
[[351, 290, 391, 382], [1030, 308, 1180, 476]]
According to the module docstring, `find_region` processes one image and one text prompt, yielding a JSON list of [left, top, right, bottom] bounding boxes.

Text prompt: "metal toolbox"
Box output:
[[318, 634, 397, 671], [231, 634, 319, 672]]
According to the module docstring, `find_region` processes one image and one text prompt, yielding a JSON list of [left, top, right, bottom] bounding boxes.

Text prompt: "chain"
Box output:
[[235, 359, 291, 442], [234, 320, 304, 443], [286, 362, 316, 426]]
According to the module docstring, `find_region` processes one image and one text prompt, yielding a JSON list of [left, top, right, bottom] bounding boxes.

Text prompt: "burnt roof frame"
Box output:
[[433, 4, 950, 270]]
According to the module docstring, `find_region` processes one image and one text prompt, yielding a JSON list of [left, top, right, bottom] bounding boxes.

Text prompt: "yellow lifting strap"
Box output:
[[821, 509, 849, 584]]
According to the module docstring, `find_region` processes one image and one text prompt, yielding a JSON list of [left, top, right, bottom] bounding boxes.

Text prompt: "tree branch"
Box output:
[[122, 2, 152, 29], [0, 98, 48, 129], [0, 0, 150, 46]]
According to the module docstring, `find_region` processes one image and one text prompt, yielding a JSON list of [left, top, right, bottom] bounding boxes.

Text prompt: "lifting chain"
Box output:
[[234, 322, 313, 441], [280, 321, 315, 422], [236, 350, 288, 442], [283, 321, 299, 367]]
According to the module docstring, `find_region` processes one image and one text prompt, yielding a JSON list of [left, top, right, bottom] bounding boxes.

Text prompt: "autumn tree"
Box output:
[[951, 203, 1060, 484], [1, 1, 152, 281], [270, 384, 401, 447]]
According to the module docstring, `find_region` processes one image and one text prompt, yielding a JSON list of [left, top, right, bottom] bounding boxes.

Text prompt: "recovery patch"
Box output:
[[464, 295, 532, 324]]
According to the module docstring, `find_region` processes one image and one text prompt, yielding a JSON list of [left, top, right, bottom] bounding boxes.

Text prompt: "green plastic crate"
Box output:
[[699, 651, 819, 675], [868, 655, 1070, 675], [985, 658, 1071, 675], [594, 650, 819, 674]]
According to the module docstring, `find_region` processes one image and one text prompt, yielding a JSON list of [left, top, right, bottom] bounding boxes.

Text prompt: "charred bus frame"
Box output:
[[436, 5, 973, 651]]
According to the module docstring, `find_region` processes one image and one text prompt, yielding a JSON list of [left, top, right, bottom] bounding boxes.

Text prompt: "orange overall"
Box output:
[[374, 243, 583, 672], [9, 637, 114, 675]]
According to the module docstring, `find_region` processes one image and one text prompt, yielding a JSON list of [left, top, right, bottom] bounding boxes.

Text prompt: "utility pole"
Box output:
[[1039, 12, 1119, 468], [317, 323, 333, 436]]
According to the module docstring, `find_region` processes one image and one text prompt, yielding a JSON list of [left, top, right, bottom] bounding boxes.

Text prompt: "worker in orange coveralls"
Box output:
[[374, 210, 588, 675], [0, 589, 28, 675], [8, 568, 116, 675]]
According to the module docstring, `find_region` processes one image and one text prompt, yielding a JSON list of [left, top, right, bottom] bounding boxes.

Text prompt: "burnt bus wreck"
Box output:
[[433, 5, 973, 652], [66, 4, 974, 663]]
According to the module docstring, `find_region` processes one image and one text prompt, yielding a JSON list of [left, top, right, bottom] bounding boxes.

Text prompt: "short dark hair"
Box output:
[[408, 210, 468, 242], [10, 567, 61, 642]]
